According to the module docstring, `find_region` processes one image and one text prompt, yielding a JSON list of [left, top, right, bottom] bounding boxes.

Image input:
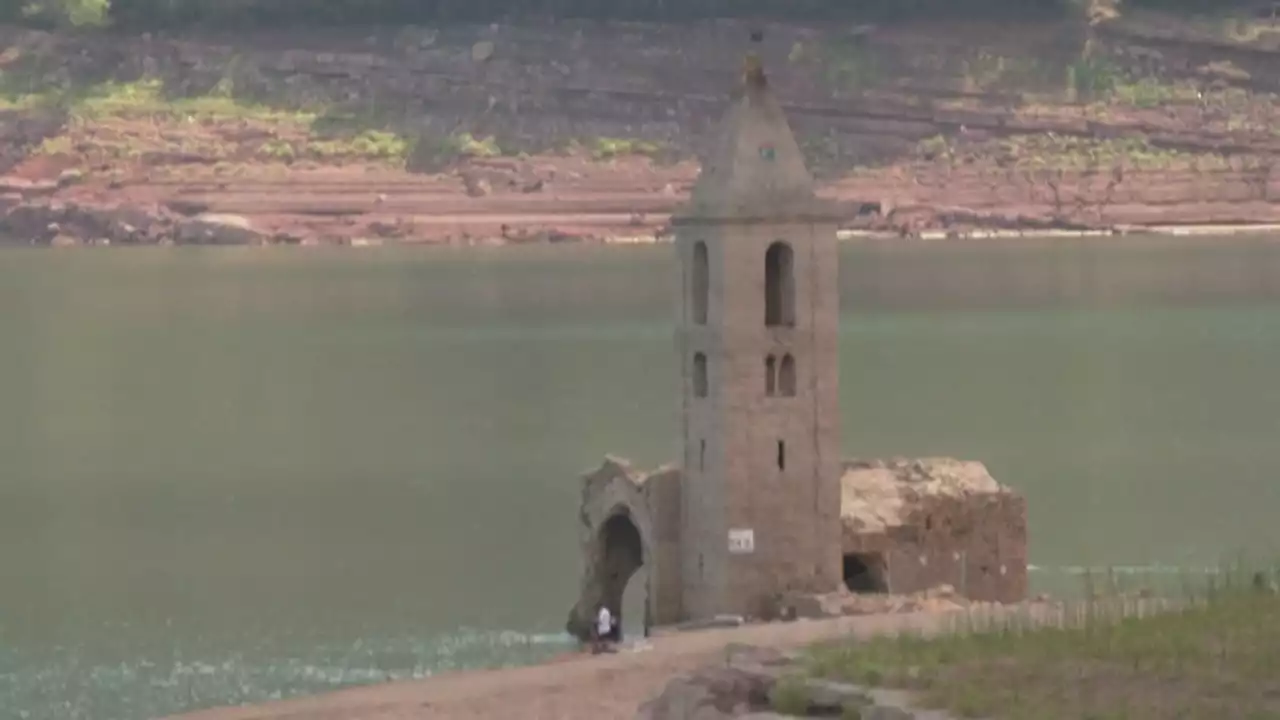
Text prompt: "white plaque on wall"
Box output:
[[728, 528, 755, 554]]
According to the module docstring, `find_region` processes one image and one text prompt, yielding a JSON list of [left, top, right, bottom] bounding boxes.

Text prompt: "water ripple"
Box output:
[[0, 627, 576, 720]]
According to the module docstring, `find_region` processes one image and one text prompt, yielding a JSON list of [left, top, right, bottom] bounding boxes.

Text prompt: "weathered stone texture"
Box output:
[[673, 60, 847, 623], [840, 457, 1028, 604], [565, 457, 683, 641], [568, 58, 1028, 637], [569, 454, 1030, 637]]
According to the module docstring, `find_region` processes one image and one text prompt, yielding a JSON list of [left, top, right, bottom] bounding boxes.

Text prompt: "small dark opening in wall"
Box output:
[[692, 352, 708, 398], [924, 515, 933, 531], [776, 440, 786, 470], [778, 354, 796, 397], [699, 439, 706, 471], [843, 553, 889, 594], [855, 201, 882, 217]]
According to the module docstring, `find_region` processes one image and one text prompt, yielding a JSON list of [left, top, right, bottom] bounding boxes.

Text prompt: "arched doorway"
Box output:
[[596, 512, 645, 641], [567, 458, 673, 644]]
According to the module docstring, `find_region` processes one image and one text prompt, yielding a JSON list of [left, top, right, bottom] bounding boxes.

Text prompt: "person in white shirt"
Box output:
[[597, 605, 613, 638]]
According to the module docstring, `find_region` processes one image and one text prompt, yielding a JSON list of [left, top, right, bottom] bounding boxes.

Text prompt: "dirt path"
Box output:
[[165, 605, 1073, 720]]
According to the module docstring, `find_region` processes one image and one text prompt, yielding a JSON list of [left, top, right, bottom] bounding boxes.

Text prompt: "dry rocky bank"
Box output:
[[6, 13, 1280, 246], [637, 641, 953, 720]]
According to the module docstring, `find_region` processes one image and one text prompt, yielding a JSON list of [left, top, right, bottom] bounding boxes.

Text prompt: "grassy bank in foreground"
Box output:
[[803, 569, 1280, 719]]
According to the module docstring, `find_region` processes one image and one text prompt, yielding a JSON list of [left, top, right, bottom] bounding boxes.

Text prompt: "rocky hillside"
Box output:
[[5, 10, 1280, 245]]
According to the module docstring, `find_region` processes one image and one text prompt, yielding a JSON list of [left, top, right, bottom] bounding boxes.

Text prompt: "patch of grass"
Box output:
[[258, 130, 411, 163], [1110, 77, 1201, 108], [0, 90, 45, 110], [320, 129, 410, 160], [0, 64, 69, 110], [1067, 56, 1120, 102], [67, 78, 307, 123], [805, 566, 1280, 720], [1062, 55, 1201, 108], [439, 131, 502, 159], [403, 130, 506, 171], [770, 674, 811, 715], [1, 74, 416, 166], [34, 134, 73, 156], [257, 139, 298, 161], [587, 136, 664, 160], [916, 134, 955, 163], [997, 134, 1226, 170], [18, 0, 109, 28]]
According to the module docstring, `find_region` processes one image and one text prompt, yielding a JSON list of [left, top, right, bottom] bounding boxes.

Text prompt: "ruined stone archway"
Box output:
[[566, 505, 651, 642], [567, 457, 681, 643], [595, 510, 645, 639], [567, 458, 657, 642]]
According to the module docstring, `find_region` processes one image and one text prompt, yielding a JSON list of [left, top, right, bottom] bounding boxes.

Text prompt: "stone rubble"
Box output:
[[635, 643, 960, 720], [781, 584, 978, 620], [838, 457, 1029, 605], [0, 195, 302, 246]]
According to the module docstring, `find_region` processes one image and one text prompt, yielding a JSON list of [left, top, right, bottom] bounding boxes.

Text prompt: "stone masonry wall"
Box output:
[[644, 466, 685, 627], [567, 457, 683, 641], [840, 458, 1028, 604]]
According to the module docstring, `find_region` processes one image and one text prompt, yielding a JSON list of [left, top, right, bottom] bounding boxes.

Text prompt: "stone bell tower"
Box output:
[[673, 48, 844, 621]]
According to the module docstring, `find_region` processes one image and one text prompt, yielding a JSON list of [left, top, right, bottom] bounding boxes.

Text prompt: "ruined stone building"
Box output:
[[566, 53, 1027, 640]]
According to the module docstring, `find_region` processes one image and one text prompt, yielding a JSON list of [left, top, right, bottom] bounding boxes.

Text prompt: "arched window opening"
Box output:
[[764, 354, 777, 396], [692, 352, 708, 398], [692, 241, 709, 325], [776, 440, 786, 470], [779, 354, 797, 397], [764, 241, 795, 328]]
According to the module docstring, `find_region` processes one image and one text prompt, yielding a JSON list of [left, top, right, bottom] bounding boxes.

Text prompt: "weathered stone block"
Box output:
[[841, 458, 1027, 604]]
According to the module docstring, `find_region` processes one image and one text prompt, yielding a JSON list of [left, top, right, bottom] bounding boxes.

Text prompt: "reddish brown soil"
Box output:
[[5, 16, 1280, 245], [14, 101, 1280, 246], [20, 144, 1280, 247], [46, 156, 699, 245]]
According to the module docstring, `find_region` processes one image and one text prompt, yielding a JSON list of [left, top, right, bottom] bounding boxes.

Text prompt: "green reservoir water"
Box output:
[[2, 238, 1280, 719]]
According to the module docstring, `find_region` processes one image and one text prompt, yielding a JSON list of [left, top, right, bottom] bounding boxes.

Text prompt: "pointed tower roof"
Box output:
[[676, 50, 845, 225]]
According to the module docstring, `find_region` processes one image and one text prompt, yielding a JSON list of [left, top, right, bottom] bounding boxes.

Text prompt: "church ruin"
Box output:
[[565, 49, 1027, 640]]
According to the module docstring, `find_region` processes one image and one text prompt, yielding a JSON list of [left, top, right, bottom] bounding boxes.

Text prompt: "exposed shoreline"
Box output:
[[10, 221, 1280, 249], [8, 10, 1280, 248], [8, 180, 1280, 251], [162, 596, 1187, 720], [161, 602, 1070, 720]]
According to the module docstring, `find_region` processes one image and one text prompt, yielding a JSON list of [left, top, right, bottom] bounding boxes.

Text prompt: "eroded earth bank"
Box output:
[[7, 11, 1280, 245]]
